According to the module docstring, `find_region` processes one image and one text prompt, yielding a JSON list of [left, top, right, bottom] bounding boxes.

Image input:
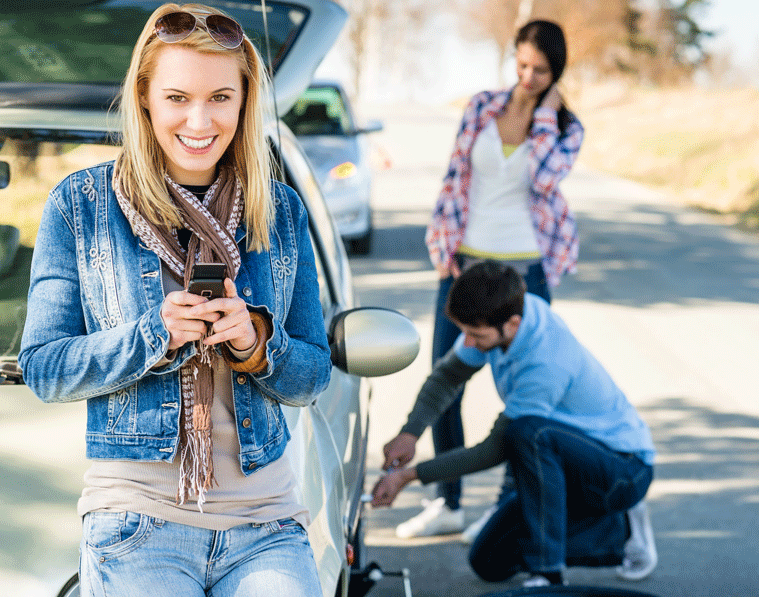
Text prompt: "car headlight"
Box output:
[[329, 161, 357, 180]]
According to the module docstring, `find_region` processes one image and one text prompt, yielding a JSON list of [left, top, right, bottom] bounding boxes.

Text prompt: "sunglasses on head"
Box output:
[[154, 11, 244, 49]]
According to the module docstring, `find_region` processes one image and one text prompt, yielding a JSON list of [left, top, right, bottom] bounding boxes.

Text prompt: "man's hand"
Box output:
[[382, 432, 418, 470], [371, 467, 417, 507], [435, 260, 462, 280]]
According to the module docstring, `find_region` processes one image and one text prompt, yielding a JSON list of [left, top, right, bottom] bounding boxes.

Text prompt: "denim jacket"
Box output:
[[19, 162, 331, 475]]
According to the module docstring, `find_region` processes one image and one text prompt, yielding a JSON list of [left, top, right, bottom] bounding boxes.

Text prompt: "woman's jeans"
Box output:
[[469, 416, 654, 580], [79, 513, 322, 597], [431, 262, 550, 510]]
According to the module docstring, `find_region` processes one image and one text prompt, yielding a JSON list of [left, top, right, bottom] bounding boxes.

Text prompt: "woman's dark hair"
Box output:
[[515, 19, 571, 133], [445, 262, 526, 329]]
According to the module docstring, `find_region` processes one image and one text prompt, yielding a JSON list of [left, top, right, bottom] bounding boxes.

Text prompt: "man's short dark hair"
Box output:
[[445, 261, 526, 328]]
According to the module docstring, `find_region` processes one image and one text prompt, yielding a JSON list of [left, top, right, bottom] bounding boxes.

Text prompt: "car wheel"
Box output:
[[348, 227, 372, 255], [481, 588, 660, 597], [350, 515, 367, 571], [56, 573, 79, 597]]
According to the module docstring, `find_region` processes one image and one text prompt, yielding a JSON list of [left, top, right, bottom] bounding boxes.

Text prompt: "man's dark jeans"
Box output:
[[469, 416, 653, 580]]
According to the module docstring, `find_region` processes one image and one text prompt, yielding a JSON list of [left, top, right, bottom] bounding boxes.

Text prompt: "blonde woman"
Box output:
[[19, 4, 329, 596]]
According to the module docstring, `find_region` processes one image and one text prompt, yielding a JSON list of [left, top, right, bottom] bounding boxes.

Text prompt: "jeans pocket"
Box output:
[[269, 517, 305, 534], [84, 511, 153, 554]]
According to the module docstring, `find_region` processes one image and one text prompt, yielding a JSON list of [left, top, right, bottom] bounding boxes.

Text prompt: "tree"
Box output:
[[336, 0, 376, 101], [656, 0, 714, 79], [456, 0, 714, 85], [615, 0, 714, 84], [336, 0, 447, 103], [458, 0, 521, 86], [460, 0, 632, 83]]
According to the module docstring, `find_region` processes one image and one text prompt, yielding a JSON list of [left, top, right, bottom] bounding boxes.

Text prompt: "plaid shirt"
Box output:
[[425, 88, 584, 287]]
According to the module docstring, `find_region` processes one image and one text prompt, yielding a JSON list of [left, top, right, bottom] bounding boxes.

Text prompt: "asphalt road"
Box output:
[[350, 104, 759, 597]]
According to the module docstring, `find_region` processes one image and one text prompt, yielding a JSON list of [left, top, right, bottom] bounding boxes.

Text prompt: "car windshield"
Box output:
[[0, 0, 308, 84], [282, 85, 352, 136]]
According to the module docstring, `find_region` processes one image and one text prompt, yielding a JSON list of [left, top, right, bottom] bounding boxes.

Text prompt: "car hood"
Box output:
[[0, 0, 346, 116], [297, 136, 361, 176]]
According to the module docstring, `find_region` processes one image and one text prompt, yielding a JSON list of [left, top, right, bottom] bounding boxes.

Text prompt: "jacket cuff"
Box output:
[[220, 312, 273, 373]]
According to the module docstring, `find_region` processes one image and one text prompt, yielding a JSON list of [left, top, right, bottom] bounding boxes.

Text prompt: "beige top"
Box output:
[[77, 268, 308, 531]]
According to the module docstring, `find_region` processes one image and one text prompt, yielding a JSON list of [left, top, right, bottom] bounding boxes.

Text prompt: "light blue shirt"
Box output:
[[455, 293, 655, 464]]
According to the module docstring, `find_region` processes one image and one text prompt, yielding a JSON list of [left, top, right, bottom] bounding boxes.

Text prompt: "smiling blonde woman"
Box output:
[[19, 4, 330, 596]]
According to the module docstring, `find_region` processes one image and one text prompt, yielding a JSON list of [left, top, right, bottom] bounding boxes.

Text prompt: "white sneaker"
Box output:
[[461, 504, 498, 544], [522, 574, 552, 588], [616, 500, 658, 581], [522, 573, 566, 587], [395, 497, 465, 539]]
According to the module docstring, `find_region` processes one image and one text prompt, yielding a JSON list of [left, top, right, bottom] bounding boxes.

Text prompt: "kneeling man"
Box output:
[[373, 262, 657, 587]]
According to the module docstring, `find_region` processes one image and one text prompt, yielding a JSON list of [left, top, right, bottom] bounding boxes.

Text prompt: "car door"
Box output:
[[269, 123, 370, 594]]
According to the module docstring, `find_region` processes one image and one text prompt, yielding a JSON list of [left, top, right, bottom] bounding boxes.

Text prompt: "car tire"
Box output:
[[56, 573, 79, 597], [350, 515, 367, 571], [481, 588, 660, 597], [348, 227, 372, 255]]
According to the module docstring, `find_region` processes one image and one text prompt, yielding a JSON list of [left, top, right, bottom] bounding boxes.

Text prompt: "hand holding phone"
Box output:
[[187, 262, 227, 299]]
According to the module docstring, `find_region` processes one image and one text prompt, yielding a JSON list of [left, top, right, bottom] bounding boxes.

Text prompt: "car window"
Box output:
[[272, 128, 352, 310], [0, 140, 119, 358], [0, 1, 308, 83], [282, 86, 352, 136]]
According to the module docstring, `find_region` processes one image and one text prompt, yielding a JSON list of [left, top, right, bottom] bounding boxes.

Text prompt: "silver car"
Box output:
[[283, 80, 382, 255], [0, 2, 418, 596]]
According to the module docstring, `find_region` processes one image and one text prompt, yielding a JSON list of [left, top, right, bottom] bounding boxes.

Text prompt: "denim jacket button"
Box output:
[[248, 463, 255, 471], [242, 287, 252, 296], [236, 374, 246, 385], [242, 418, 251, 428]]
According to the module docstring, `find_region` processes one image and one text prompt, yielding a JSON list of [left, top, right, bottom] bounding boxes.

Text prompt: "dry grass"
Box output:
[[571, 82, 759, 218]]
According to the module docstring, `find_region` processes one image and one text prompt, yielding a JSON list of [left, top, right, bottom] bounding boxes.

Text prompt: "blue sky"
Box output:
[[699, 0, 757, 70]]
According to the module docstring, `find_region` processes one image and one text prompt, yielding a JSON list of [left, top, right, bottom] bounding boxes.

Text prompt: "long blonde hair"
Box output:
[[116, 2, 274, 251]]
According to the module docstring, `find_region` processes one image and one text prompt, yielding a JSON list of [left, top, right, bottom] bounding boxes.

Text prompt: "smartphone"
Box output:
[[187, 262, 227, 299]]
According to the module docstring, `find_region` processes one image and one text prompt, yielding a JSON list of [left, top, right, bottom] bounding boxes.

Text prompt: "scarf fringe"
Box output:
[[177, 428, 216, 512]]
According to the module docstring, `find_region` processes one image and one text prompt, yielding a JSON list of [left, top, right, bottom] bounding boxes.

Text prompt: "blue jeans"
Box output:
[[79, 513, 322, 596], [431, 262, 550, 510], [469, 416, 653, 580]]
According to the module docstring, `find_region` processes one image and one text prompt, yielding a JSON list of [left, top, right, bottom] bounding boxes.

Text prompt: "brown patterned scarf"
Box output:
[[114, 165, 244, 510]]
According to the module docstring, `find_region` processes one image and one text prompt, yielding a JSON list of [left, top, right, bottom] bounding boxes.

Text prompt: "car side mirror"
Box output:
[[0, 161, 9, 189], [353, 119, 383, 135], [329, 307, 419, 377]]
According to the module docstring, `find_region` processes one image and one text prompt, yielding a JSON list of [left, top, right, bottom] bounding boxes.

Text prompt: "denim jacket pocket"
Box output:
[[104, 386, 137, 434], [237, 393, 285, 452]]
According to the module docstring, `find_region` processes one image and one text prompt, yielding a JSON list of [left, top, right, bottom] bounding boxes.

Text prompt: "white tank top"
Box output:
[[460, 120, 541, 260]]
